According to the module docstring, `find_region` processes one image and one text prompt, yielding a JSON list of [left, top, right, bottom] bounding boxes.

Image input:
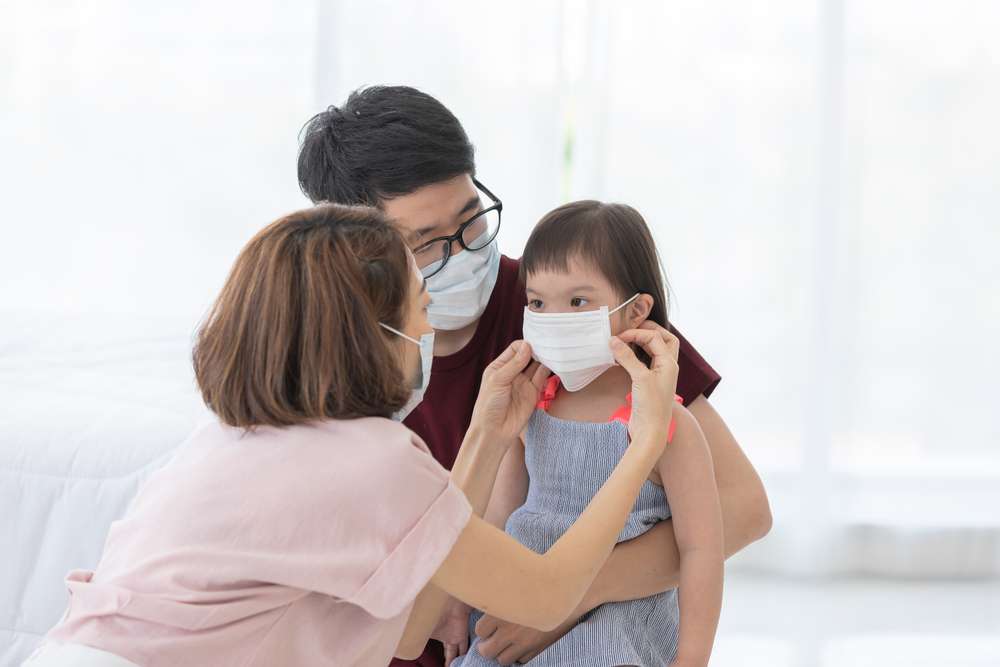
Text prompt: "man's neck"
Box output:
[[432, 318, 480, 357]]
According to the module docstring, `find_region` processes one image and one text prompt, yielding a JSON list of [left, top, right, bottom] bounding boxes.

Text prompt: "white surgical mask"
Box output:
[[522, 293, 641, 392], [378, 323, 435, 421], [421, 231, 501, 330]]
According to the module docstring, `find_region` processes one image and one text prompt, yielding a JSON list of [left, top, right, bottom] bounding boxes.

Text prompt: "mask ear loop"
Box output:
[[378, 322, 421, 346], [609, 293, 642, 316]]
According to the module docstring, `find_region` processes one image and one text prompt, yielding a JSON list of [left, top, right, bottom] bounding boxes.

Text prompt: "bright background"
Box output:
[[3, 1, 999, 665]]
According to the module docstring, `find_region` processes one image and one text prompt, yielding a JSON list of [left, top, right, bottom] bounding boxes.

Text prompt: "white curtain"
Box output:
[[561, 0, 1000, 577], [2, 0, 997, 578], [0, 0, 320, 323]]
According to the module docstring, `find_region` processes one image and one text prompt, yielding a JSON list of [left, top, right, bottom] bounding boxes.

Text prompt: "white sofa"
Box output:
[[1, 311, 208, 666]]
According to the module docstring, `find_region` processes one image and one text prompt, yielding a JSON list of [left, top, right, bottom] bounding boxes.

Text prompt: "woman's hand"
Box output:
[[609, 326, 680, 449], [470, 341, 550, 444]]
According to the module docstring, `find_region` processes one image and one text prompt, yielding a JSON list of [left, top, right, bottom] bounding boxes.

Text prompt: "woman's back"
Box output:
[[46, 418, 471, 667]]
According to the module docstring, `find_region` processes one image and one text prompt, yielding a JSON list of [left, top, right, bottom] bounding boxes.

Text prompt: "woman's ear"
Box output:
[[628, 294, 654, 327]]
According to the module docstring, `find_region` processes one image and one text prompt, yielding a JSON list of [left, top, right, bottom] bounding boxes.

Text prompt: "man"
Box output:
[[297, 85, 771, 667]]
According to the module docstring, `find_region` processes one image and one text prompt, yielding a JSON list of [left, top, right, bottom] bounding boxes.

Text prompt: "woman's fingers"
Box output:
[[444, 643, 457, 666], [616, 327, 678, 369], [530, 360, 552, 390], [485, 340, 533, 385], [609, 336, 648, 380], [639, 323, 680, 357]]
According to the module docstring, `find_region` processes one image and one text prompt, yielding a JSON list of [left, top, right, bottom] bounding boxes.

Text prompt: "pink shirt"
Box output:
[[47, 417, 472, 667]]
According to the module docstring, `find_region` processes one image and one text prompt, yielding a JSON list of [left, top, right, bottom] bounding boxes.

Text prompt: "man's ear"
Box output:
[[629, 294, 654, 327]]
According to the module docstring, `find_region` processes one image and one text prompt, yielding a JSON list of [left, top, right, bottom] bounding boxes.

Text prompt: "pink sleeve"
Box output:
[[195, 420, 471, 620], [334, 425, 472, 619]]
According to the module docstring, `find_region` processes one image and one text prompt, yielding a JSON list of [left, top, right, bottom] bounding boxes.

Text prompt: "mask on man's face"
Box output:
[[420, 230, 501, 330]]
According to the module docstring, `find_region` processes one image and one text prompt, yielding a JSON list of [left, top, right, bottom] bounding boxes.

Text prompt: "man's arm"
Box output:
[[581, 395, 770, 607]]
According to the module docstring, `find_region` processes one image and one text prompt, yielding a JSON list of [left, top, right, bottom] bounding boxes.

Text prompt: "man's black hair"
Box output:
[[297, 85, 476, 206]]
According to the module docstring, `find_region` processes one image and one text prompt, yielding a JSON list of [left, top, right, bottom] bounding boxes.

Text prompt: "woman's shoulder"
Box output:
[[311, 416, 434, 456], [188, 416, 440, 480], [309, 417, 447, 482]]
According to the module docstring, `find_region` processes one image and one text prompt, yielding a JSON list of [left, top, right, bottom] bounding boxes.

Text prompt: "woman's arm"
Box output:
[[415, 439, 529, 663], [435, 332, 677, 629], [399, 331, 680, 657], [660, 405, 724, 666], [396, 423, 513, 659]]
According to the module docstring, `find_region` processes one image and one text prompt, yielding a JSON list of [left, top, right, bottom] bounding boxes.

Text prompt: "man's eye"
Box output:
[[570, 297, 588, 307]]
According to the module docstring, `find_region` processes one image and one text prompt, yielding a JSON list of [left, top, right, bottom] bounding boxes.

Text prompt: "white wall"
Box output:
[[2, 0, 998, 575]]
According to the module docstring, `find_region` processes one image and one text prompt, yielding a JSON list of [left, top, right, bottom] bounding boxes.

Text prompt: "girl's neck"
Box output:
[[549, 364, 632, 422], [576, 364, 631, 397]]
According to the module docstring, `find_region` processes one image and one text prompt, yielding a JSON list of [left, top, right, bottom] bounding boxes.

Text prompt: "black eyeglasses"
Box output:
[[412, 179, 502, 279]]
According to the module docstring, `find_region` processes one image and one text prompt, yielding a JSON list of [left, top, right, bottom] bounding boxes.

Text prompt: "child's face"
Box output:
[[525, 256, 646, 336]]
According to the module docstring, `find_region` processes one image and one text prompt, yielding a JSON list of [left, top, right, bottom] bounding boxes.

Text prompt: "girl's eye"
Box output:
[[570, 297, 589, 308], [528, 299, 544, 310]]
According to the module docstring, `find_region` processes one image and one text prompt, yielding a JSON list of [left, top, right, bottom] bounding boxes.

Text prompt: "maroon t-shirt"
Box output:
[[394, 255, 721, 667]]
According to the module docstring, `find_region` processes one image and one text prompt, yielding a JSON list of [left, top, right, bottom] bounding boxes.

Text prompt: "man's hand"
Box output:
[[473, 612, 580, 665], [430, 598, 472, 667]]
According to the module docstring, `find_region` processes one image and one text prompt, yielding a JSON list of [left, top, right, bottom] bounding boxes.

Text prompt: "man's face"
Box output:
[[381, 174, 482, 272]]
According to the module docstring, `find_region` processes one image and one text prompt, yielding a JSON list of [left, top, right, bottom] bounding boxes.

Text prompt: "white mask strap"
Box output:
[[608, 293, 641, 316], [378, 322, 420, 346]]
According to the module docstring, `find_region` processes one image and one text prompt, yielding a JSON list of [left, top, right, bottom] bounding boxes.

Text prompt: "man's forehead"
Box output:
[[382, 175, 478, 233]]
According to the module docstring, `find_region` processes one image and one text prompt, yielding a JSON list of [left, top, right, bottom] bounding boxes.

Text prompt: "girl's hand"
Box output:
[[431, 598, 472, 666], [609, 327, 680, 450], [470, 341, 551, 445]]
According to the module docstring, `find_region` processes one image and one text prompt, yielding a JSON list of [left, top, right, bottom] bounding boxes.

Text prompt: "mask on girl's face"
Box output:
[[521, 294, 640, 392], [378, 323, 435, 421], [420, 230, 501, 331]]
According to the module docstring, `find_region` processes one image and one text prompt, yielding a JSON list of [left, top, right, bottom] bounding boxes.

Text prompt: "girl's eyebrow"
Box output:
[[525, 285, 597, 295]]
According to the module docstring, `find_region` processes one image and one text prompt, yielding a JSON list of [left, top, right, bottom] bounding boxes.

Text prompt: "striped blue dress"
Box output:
[[454, 407, 679, 667]]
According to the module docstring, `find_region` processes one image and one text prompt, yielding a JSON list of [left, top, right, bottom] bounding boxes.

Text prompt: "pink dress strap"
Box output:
[[537, 376, 683, 443]]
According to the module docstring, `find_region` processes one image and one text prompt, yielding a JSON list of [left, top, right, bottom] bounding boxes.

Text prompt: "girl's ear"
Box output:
[[628, 294, 654, 327]]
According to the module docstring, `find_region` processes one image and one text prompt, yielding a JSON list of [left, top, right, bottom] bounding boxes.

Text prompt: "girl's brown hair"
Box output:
[[193, 204, 413, 428], [520, 200, 671, 330]]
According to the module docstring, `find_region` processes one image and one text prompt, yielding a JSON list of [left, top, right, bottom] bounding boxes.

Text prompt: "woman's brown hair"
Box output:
[[193, 204, 413, 428]]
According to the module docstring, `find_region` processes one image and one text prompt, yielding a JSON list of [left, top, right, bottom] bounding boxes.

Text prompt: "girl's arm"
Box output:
[[483, 438, 528, 528], [660, 405, 724, 666]]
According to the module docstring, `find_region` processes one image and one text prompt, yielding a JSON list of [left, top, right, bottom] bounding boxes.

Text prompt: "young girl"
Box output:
[[455, 201, 724, 667]]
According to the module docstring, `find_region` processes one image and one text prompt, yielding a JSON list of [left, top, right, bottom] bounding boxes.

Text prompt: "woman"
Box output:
[[29, 204, 682, 667]]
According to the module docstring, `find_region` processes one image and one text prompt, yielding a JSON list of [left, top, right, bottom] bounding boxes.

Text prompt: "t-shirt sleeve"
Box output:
[[670, 324, 722, 405], [329, 423, 472, 619]]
